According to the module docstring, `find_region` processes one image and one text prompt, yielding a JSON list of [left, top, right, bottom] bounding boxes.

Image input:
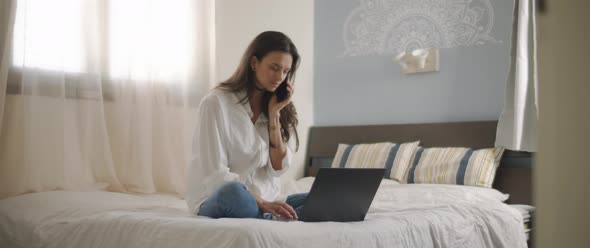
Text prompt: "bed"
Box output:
[[0, 121, 532, 248]]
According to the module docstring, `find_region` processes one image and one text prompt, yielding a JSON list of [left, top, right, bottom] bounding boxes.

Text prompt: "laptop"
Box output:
[[299, 168, 385, 222]]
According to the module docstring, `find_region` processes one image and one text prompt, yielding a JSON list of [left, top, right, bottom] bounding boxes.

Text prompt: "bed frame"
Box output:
[[303, 121, 533, 205]]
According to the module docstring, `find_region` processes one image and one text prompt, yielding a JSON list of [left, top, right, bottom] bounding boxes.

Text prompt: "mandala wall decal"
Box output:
[[341, 0, 500, 57]]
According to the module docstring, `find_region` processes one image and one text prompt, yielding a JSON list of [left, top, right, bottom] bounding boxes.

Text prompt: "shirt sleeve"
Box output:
[[185, 95, 240, 212], [266, 127, 296, 177]]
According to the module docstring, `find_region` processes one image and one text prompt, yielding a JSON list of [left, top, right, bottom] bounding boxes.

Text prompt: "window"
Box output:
[[13, 0, 85, 72], [13, 0, 194, 82]]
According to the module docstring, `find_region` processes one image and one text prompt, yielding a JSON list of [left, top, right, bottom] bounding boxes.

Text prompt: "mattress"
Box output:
[[0, 178, 527, 248]]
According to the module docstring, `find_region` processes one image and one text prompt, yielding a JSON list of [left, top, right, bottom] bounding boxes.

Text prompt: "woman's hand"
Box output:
[[259, 200, 298, 220], [268, 80, 294, 115]]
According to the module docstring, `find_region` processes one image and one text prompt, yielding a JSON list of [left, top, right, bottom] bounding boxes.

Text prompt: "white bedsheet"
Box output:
[[0, 178, 526, 248]]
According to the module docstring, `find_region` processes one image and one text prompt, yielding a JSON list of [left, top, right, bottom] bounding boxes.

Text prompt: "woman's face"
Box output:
[[251, 51, 293, 92]]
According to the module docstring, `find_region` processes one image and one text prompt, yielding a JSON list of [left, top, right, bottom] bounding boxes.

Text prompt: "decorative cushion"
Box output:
[[331, 141, 420, 182], [405, 146, 505, 188]]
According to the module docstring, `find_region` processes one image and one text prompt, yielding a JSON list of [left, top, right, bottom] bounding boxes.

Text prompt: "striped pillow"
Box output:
[[331, 141, 420, 182], [405, 147, 505, 188]]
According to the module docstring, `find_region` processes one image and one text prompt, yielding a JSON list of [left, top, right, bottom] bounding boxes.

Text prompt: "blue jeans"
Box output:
[[197, 181, 308, 219]]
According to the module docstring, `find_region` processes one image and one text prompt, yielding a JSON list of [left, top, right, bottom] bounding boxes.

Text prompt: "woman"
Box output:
[[185, 31, 307, 220]]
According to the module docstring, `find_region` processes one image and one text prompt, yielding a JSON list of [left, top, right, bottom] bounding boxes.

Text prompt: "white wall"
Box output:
[[215, 0, 315, 183]]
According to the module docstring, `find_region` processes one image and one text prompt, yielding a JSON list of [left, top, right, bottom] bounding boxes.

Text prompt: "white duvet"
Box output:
[[0, 178, 527, 248]]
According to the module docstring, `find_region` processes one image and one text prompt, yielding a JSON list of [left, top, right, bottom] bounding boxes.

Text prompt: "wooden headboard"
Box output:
[[304, 121, 533, 205]]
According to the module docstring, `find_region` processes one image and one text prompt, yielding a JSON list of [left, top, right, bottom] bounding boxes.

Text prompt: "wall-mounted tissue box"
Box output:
[[394, 48, 439, 74]]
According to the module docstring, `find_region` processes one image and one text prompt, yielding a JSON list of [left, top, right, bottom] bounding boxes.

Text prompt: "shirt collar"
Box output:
[[235, 89, 268, 123]]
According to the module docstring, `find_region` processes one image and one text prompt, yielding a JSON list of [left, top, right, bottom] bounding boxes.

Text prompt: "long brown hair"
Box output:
[[217, 31, 300, 151]]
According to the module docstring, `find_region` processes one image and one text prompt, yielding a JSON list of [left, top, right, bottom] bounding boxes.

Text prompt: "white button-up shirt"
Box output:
[[185, 88, 294, 214]]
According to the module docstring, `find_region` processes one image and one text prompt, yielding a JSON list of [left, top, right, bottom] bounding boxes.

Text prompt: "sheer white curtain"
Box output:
[[0, 0, 215, 198], [0, 0, 16, 143], [496, 0, 538, 152]]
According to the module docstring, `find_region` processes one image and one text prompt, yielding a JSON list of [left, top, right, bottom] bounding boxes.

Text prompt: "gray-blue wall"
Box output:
[[314, 0, 514, 126]]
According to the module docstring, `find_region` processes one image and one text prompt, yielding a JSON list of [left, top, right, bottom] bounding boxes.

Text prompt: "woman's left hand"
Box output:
[[269, 80, 294, 115]]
